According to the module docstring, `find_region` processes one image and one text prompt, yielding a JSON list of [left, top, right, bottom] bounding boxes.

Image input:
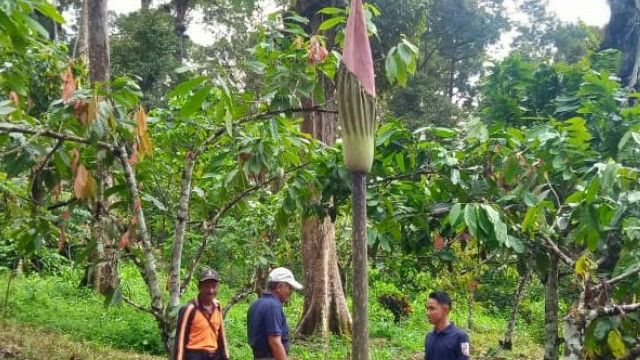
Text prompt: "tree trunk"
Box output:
[[467, 288, 474, 330], [117, 144, 168, 351], [82, 0, 115, 295], [174, 0, 189, 37], [141, 0, 152, 10], [544, 254, 559, 360], [296, 216, 352, 336], [602, 0, 640, 88], [501, 269, 531, 350], [562, 313, 585, 360], [87, 0, 110, 83], [351, 171, 369, 360], [73, 0, 88, 60], [294, 0, 352, 339]]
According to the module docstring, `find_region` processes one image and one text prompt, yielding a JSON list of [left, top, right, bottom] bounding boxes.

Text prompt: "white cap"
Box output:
[[268, 267, 303, 290]]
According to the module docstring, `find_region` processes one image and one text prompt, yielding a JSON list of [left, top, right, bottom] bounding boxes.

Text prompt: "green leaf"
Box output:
[[467, 118, 489, 143], [35, 2, 65, 23], [593, 319, 611, 341], [464, 204, 478, 237], [507, 235, 525, 253], [225, 109, 233, 137], [318, 16, 345, 31], [522, 206, 542, 233], [25, 16, 49, 38], [565, 190, 584, 205], [482, 204, 508, 245], [448, 203, 463, 227], [607, 329, 626, 359], [317, 7, 346, 15], [275, 208, 289, 233], [385, 48, 398, 84], [142, 193, 167, 212], [503, 156, 519, 184], [401, 38, 419, 55], [0, 100, 16, 115], [169, 76, 207, 99], [432, 127, 456, 138], [179, 85, 211, 118]]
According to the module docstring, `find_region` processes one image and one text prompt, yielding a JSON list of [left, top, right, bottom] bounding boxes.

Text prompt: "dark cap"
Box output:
[[199, 268, 220, 283]]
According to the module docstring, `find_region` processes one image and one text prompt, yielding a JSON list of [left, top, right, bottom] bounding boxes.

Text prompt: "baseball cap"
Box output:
[[199, 267, 220, 283], [269, 267, 303, 290]]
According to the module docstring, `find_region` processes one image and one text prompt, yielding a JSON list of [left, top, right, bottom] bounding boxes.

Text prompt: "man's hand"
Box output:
[[267, 335, 288, 360]]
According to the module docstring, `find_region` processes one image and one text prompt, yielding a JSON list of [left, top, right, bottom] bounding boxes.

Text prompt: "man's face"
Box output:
[[275, 283, 293, 303], [198, 279, 219, 299], [426, 298, 448, 325]]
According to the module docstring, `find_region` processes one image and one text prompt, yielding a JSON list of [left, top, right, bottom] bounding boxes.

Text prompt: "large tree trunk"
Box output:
[[87, 0, 110, 83], [141, 0, 152, 10], [501, 269, 531, 350], [602, 0, 640, 88], [82, 0, 116, 296], [544, 254, 559, 360], [73, 0, 88, 60], [294, 0, 352, 339]]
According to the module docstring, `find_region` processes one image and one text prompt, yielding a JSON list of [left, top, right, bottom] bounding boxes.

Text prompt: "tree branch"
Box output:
[[31, 140, 64, 205], [122, 295, 154, 316], [167, 107, 333, 306], [587, 302, 640, 320], [370, 167, 438, 186], [180, 185, 262, 294], [47, 198, 76, 210], [222, 283, 255, 319], [200, 106, 337, 152], [179, 162, 310, 294], [115, 143, 164, 318], [541, 234, 575, 266], [595, 266, 640, 290], [0, 122, 113, 150]]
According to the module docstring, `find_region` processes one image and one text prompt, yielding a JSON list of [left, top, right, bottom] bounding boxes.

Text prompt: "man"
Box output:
[[424, 292, 470, 360], [247, 267, 303, 360], [174, 268, 229, 360]]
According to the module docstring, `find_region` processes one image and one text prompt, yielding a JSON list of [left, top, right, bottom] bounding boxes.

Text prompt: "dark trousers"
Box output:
[[185, 349, 224, 360]]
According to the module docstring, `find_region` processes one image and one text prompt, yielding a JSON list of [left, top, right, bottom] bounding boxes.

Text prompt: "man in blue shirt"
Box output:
[[247, 267, 303, 360], [424, 292, 470, 360]]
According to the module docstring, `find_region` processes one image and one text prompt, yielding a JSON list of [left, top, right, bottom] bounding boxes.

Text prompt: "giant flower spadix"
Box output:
[[337, 0, 377, 173]]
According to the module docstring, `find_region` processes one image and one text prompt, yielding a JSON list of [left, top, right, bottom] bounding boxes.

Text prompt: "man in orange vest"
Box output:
[[174, 268, 229, 360]]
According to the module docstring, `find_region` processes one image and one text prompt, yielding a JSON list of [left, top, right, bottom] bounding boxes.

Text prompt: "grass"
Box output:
[[0, 266, 544, 359], [0, 318, 164, 360]]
